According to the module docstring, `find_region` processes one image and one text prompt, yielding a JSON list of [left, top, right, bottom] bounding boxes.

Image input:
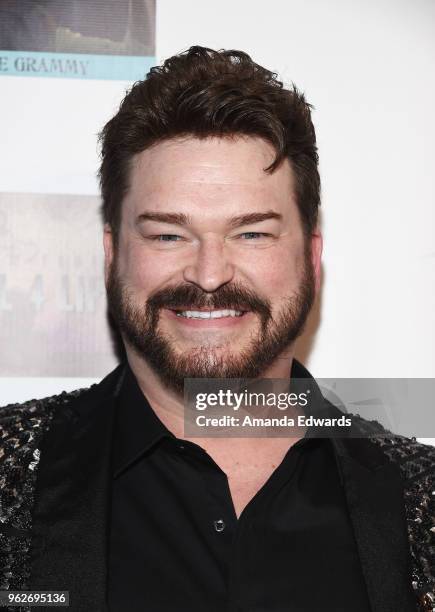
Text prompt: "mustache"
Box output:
[[146, 282, 272, 321]]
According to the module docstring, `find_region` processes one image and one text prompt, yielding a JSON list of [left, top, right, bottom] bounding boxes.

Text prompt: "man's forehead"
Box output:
[[127, 135, 295, 205]]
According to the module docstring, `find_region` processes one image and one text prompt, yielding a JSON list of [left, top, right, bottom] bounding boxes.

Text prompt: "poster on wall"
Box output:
[[0, 1, 156, 381], [0, 0, 156, 80], [0, 192, 119, 377]]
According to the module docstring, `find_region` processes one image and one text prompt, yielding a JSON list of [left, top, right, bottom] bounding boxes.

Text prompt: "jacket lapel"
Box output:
[[332, 436, 417, 612], [29, 366, 125, 612]]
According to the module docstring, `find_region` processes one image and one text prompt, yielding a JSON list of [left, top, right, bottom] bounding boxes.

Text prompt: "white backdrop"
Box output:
[[1, 0, 434, 445]]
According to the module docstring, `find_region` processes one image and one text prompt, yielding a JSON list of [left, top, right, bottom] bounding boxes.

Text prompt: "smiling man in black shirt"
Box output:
[[108, 362, 373, 611], [1, 46, 434, 612]]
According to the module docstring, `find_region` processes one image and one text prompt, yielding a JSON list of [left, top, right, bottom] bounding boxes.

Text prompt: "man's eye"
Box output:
[[239, 232, 270, 239], [151, 234, 182, 242]]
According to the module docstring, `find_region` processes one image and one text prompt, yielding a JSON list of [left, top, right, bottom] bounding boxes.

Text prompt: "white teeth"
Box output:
[[175, 309, 243, 319]]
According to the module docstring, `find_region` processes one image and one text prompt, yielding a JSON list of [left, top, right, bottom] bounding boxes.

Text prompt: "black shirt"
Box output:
[[108, 363, 372, 612]]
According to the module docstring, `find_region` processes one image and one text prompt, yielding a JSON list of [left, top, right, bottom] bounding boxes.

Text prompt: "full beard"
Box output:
[[106, 255, 315, 395]]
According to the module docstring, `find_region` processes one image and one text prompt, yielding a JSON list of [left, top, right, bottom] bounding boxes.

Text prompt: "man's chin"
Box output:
[[142, 345, 254, 383], [167, 346, 242, 372]]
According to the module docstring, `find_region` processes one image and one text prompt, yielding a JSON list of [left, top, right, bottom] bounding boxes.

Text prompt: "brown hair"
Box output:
[[98, 45, 320, 244]]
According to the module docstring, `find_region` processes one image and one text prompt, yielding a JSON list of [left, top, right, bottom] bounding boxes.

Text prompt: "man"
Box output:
[[0, 46, 433, 612]]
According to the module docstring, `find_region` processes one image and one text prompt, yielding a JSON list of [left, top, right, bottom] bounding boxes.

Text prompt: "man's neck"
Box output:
[[125, 347, 304, 518], [125, 346, 296, 442]]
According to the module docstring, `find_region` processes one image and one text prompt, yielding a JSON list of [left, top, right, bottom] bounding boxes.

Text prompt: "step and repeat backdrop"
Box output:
[[1, 0, 434, 445]]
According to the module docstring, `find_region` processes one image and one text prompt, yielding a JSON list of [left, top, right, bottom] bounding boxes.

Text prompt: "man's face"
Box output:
[[104, 136, 322, 394]]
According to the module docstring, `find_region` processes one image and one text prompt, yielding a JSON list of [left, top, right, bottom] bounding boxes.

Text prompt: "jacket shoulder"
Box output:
[[379, 437, 434, 611], [0, 387, 93, 589], [0, 386, 89, 415], [0, 386, 91, 442], [0, 366, 125, 590], [353, 415, 435, 610], [350, 413, 434, 480], [0, 388, 91, 524], [0, 361, 126, 435]]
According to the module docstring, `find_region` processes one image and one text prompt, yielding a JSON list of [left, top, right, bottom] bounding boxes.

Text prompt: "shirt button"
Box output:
[[213, 519, 225, 532], [178, 444, 185, 451]]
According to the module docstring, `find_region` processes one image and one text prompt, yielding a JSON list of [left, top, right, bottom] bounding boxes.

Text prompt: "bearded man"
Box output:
[[0, 46, 433, 612]]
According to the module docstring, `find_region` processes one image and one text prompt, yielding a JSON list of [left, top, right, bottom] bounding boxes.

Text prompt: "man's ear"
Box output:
[[103, 224, 114, 287], [310, 229, 323, 295]]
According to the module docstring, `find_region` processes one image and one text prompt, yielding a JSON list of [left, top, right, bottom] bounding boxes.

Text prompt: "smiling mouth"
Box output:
[[168, 307, 248, 319]]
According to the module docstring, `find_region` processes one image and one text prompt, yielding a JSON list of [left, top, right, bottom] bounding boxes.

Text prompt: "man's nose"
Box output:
[[182, 236, 235, 292]]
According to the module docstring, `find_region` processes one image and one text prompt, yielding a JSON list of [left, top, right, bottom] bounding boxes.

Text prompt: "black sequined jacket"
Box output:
[[0, 365, 434, 612]]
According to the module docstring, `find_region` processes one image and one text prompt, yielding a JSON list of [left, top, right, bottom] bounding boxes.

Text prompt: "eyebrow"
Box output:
[[136, 210, 283, 229]]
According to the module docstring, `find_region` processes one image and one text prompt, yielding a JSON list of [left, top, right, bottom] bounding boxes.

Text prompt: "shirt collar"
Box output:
[[113, 364, 175, 478], [113, 359, 333, 479]]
